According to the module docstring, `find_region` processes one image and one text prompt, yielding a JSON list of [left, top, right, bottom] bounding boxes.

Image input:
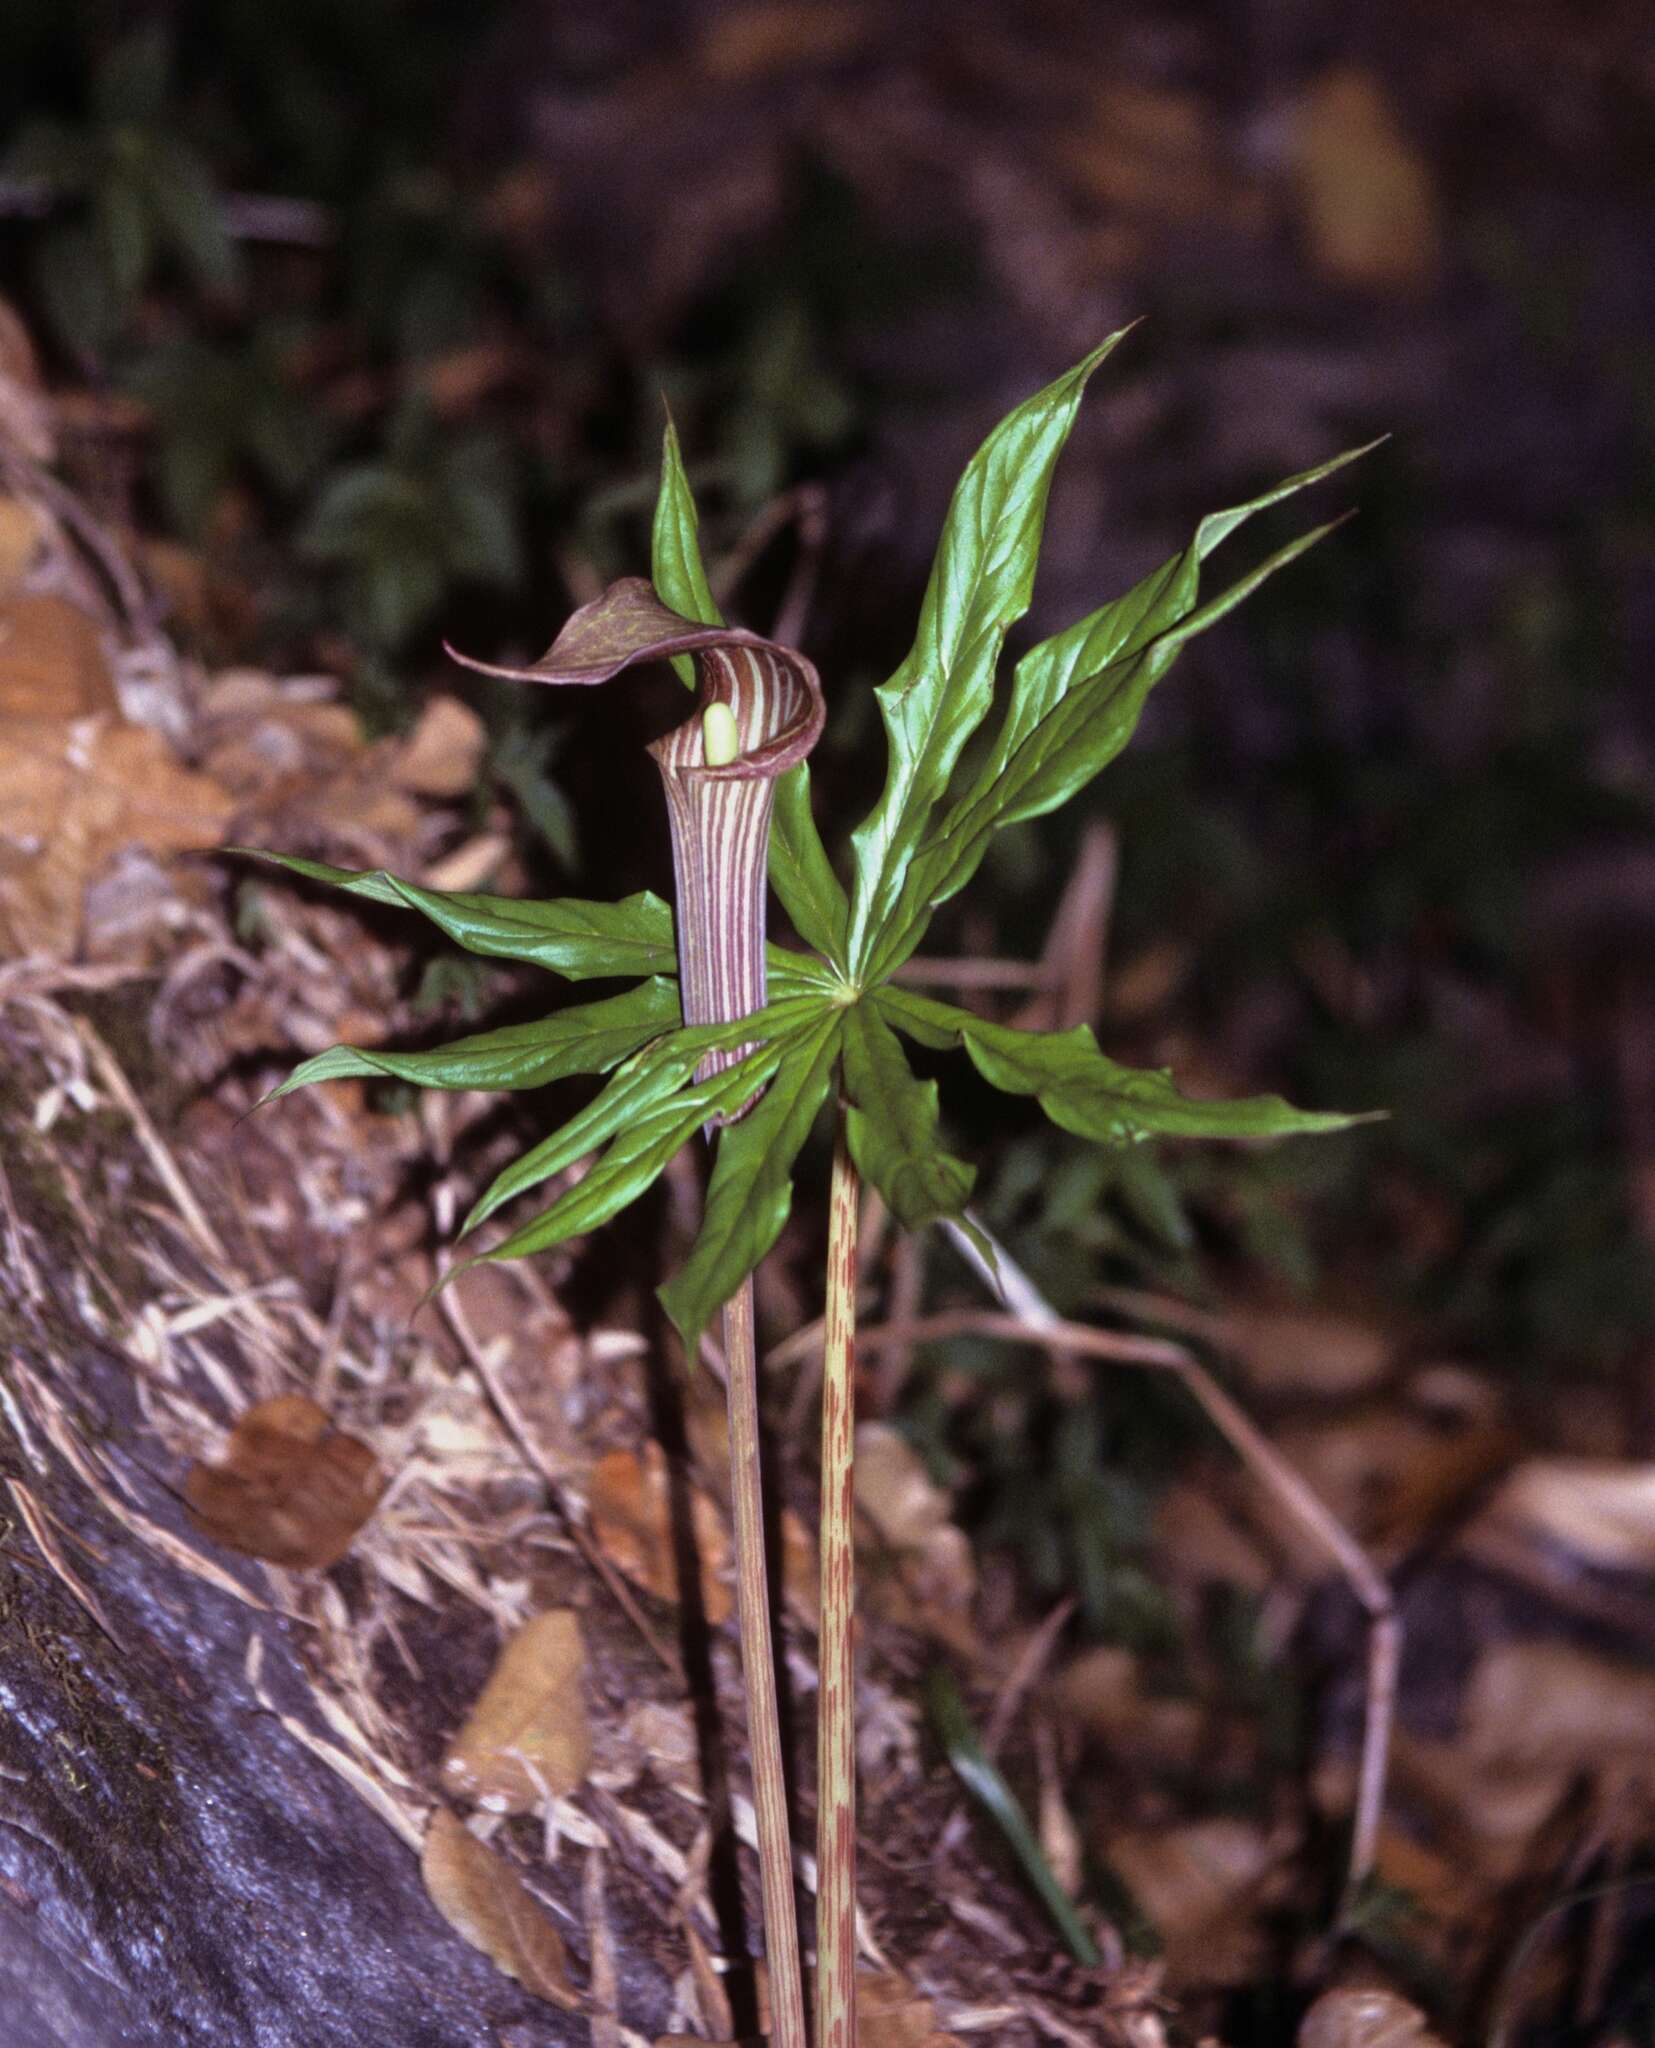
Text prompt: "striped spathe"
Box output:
[[448, 578, 826, 1120]]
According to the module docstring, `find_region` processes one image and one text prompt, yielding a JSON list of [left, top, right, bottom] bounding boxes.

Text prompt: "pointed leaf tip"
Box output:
[[846, 332, 1137, 973]]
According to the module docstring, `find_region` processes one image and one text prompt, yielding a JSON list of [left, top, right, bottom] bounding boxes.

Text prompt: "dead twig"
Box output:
[[985, 1595, 1076, 1763], [437, 1275, 685, 1685], [712, 482, 828, 652], [863, 1272, 1399, 1906], [1012, 820, 1117, 1034], [74, 1015, 234, 1270], [7, 1477, 127, 1652]]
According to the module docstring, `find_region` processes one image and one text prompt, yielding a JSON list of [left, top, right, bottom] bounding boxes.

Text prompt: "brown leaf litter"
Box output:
[[442, 1608, 594, 1814], [185, 1392, 386, 1571], [421, 1807, 580, 2011]]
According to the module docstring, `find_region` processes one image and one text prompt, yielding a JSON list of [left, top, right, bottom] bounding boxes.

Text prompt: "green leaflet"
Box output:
[[877, 986, 1368, 1146], [842, 999, 974, 1229], [241, 848, 835, 996], [768, 759, 851, 970], [925, 1666, 1101, 1968], [998, 441, 1379, 775], [463, 996, 823, 1236], [658, 1010, 843, 1356], [248, 358, 1378, 1355], [241, 850, 677, 980], [845, 332, 1133, 976], [648, 421, 850, 967], [471, 1037, 796, 1271], [863, 443, 1376, 981], [650, 415, 721, 686], [268, 977, 682, 1099], [768, 945, 844, 997]]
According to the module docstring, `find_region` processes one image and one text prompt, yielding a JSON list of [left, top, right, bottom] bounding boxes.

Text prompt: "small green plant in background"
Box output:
[[4, 24, 240, 363], [255, 338, 1373, 2044], [298, 401, 524, 655]]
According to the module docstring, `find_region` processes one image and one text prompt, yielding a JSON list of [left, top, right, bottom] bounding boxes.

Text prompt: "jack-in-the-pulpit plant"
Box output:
[[256, 335, 1375, 2047]]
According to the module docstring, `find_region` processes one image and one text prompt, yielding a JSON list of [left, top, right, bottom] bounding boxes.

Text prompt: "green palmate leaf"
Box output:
[[240, 849, 832, 995], [472, 1035, 800, 1271], [842, 999, 974, 1229], [659, 1011, 843, 1356], [865, 443, 1378, 981], [846, 332, 1134, 976], [999, 440, 1380, 775], [650, 415, 722, 686], [648, 420, 850, 967], [243, 850, 677, 979], [269, 976, 682, 1099], [877, 987, 1368, 1146], [463, 997, 824, 1236]]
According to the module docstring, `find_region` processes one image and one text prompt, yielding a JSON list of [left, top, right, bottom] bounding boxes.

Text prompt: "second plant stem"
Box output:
[[722, 1276, 807, 2048], [817, 1113, 861, 2048]]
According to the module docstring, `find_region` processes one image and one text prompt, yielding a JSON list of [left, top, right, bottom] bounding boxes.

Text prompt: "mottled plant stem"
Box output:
[[720, 1276, 807, 2048], [816, 1115, 860, 2048]]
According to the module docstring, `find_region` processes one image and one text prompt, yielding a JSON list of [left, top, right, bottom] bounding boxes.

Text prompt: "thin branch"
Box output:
[[437, 1279, 685, 1685], [1011, 820, 1117, 1034], [858, 1284, 1399, 1903], [891, 957, 1057, 990], [0, 178, 334, 245], [985, 1596, 1077, 1763]]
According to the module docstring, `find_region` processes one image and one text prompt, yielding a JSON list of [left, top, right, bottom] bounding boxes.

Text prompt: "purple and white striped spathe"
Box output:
[[448, 579, 825, 1118]]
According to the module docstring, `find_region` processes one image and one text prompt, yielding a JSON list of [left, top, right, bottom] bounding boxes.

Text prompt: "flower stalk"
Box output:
[[451, 575, 824, 2048], [817, 1114, 861, 2048]]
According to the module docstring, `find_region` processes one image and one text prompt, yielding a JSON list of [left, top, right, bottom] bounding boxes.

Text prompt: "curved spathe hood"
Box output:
[[450, 578, 825, 1112]]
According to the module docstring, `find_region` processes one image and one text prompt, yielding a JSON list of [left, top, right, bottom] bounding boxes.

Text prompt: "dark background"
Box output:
[[3, 3, 1654, 2041]]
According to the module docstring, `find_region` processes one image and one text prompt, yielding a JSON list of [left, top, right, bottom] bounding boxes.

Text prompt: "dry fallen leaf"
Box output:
[[1152, 1477, 1274, 1597], [0, 594, 119, 719], [0, 499, 45, 600], [421, 1806, 579, 2011], [1056, 1645, 1205, 1772], [855, 1422, 951, 1550], [1461, 1638, 1655, 1773], [1225, 1306, 1392, 1399], [610, 1698, 700, 1798], [1106, 1819, 1279, 1988], [1269, 1398, 1511, 1560], [699, 1, 870, 81], [185, 1393, 385, 1570], [388, 693, 487, 798], [196, 667, 427, 850], [1294, 68, 1442, 292], [854, 1422, 977, 1626], [860, 1966, 963, 2048], [1057, 82, 1259, 229], [0, 296, 53, 460], [0, 710, 232, 955], [442, 1609, 593, 1814], [780, 1503, 819, 1626], [1467, 1457, 1655, 1574], [589, 1442, 732, 1625], [1299, 1988, 1447, 2048]]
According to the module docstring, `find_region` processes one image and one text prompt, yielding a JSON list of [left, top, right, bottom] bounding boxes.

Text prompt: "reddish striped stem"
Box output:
[[816, 1115, 860, 2048], [721, 1277, 807, 2048]]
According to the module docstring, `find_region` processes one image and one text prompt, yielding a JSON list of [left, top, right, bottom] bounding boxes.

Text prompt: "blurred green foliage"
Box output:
[[5, 24, 239, 359], [298, 404, 523, 650]]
